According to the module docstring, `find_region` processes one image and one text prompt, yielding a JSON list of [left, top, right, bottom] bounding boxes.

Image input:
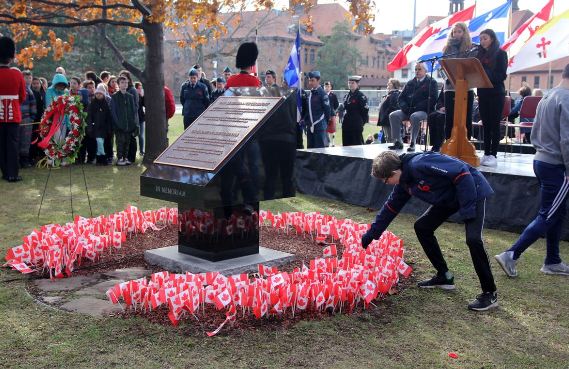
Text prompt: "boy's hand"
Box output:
[[361, 232, 373, 249]]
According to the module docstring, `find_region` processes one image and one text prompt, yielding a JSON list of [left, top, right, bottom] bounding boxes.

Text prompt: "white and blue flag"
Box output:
[[283, 30, 302, 122], [418, 0, 512, 71]]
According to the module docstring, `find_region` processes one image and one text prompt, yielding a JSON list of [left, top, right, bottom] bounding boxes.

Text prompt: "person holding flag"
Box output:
[[283, 30, 303, 149], [475, 29, 508, 168]]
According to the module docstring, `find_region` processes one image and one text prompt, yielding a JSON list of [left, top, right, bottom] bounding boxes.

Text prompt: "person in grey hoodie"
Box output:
[[495, 63, 569, 277]]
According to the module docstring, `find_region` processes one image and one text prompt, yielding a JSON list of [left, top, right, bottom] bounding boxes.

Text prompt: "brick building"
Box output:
[[163, 2, 398, 96]]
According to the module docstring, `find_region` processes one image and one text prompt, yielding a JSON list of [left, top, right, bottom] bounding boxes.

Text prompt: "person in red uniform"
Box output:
[[225, 42, 261, 89], [0, 36, 27, 182]]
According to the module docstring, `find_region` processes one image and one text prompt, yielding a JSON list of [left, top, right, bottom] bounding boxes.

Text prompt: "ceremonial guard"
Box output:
[[342, 75, 369, 146], [180, 68, 210, 129], [0, 36, 26, 182], [303, 71, 331, 148], [225, 42, 262, 89]]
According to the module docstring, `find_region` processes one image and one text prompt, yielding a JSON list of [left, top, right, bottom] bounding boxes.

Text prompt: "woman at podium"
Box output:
[[442, 23, 475, 143], [475, 29, 508, 167]]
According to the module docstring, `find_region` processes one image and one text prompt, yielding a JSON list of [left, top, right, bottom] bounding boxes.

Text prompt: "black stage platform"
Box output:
[[295, 144, 569, 241]]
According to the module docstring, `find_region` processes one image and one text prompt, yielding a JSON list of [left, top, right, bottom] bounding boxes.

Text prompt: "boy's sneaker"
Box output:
[[116, 158, 126, 166], [417, 273, 455, 290], [124, 159, 132, 166], [468, 291, 498, 311], [540, 262, 569, 276], [407, 144, 416, 152], [494, 251, 518, 277]]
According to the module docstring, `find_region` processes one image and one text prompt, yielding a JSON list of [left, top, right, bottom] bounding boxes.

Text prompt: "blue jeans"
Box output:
[[509, 160, 568, 265], [96, 138, 105, 155]]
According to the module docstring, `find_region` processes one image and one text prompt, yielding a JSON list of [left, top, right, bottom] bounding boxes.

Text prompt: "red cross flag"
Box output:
[[508, 9, 569, 73]]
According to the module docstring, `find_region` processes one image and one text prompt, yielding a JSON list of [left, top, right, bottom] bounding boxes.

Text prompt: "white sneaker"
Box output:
[[479, 155, 489, 165], [540, 262, 569, 276], [485, 155, 498, 167], [116, 158, 126, 166]]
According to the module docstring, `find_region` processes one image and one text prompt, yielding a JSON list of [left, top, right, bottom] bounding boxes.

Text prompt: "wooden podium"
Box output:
[[440, 58, 493, 166]]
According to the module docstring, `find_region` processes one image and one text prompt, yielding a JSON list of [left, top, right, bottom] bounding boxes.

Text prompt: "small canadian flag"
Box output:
[[214, 288, 232, 310], [322, 244, 337, 258]]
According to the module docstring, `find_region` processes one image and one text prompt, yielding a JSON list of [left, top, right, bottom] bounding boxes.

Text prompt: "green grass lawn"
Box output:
[[0, 115, 568, 368]]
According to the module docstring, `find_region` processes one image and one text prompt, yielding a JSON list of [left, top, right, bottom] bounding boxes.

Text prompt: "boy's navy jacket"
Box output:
[[368, 152, 494, 240]]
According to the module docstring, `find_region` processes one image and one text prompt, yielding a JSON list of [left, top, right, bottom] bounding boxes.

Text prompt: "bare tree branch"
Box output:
[[0, 15, 141, 29], [102, 33, 143, 79], [131, 0, 151, 17], [31, 0, 136, 11]]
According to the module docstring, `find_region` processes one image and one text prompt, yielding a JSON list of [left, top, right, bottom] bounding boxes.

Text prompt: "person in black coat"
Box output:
[[427, 87, 446, 152], [377, 78, 401, 143], [475, 29, 508, 168], [87, 85, 114, 165], [342, 75, 369, 146]]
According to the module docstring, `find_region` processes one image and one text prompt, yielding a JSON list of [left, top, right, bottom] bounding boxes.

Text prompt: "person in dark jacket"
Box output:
[[135, 82, 145, 156], [118, 70, 140, 163], [303, 71, 331, 148], [210, 77, 226, 102], [324, 81, 339, 146], [388, 63, 438, 152], [427, 87, 446, 152], [361, 151, 498, 311], [30, 76, 46, 163], [377, 78, 401, 143], [193, 64, 214, 97], [180, 68, 210, 129], [110, 76, 138, 166], [476, 29, 508, 168], [87, 84, 113, 165], [342, 75, 369, 146]]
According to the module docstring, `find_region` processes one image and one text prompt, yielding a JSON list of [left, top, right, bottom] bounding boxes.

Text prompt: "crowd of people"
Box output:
[[0, 35, 179, 182]]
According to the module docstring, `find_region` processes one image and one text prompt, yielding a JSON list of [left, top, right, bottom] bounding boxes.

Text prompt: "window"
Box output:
[[402, 69, 408, 78], [549, 75, 554, 88], [310, 49, 315, 64], [521, 76, 527, 83], [534, 76, 540, 88], [304, 49, 308, 65]]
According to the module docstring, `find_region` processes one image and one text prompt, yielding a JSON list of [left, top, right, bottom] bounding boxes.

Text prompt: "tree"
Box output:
[[316, 22, 362, 90], [0, 0, 375, 163]]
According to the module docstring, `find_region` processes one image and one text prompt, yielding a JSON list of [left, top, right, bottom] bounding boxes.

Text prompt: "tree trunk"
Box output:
[[141, 19, 168, 164]]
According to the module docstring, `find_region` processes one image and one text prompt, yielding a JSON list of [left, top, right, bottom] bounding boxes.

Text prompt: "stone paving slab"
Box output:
[[75, 279, 124, 298], [34, 275, 99, 292], [102, 267, 152, 280], [60, 297, 123, 317]]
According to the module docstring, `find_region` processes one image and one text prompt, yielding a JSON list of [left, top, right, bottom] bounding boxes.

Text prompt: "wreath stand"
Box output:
[[35, 95, 93, 224]]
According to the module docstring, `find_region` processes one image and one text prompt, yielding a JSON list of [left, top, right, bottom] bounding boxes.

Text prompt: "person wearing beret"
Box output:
[[0, 36, 27, 182], [264, 70, 280, 97], [179, 68, 210, 129], [303, 71, 331, 148], [342, 75, 369, 146], [223, 66, 232, 82], [210, 77, 226, 102], [225, 42, 262, 89], [192, 64, 213, 97]]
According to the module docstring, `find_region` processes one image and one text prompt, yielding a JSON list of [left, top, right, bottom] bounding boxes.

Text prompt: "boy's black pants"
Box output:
[[414, 198, 496, 293]]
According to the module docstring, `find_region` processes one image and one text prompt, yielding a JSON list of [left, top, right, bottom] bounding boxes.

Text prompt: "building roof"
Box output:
[[301, 3, 353, 37]]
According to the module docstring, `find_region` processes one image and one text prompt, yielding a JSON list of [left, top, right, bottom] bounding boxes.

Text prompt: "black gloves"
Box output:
[[361, 232, 373, 249]]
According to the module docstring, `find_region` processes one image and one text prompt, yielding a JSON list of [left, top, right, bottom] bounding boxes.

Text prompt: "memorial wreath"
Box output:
[[36, 94, 86, 166]]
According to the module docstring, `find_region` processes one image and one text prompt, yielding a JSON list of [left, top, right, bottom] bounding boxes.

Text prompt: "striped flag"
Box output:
[[507, 9, 569, 73], [283, 29, 302, 122]]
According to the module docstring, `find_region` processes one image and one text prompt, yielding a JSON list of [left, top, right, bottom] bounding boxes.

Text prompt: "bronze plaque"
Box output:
[[155, 96, 282, 172]]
